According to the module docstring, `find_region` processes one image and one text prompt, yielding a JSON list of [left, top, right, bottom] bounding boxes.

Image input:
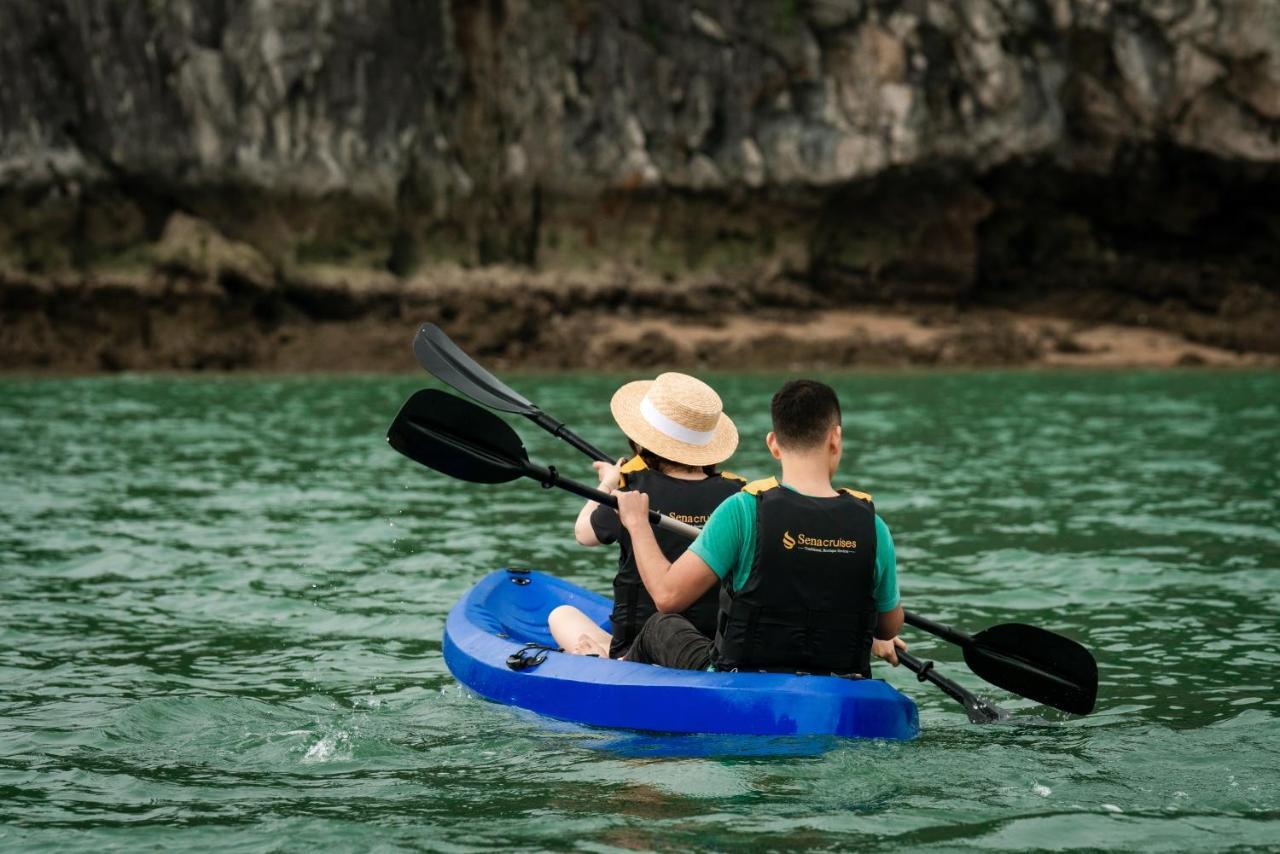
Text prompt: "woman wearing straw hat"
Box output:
[[549, 372, 745, 659]]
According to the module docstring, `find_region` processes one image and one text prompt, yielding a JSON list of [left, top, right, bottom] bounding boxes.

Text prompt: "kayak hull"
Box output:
[[443, 569, 919, 740]]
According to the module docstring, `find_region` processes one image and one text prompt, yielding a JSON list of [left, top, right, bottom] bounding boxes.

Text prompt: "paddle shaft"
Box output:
[[529, 411, 613, 464], [517, 458, 702, 540], [904, 611, 971, 645], [899, 651, 973, 709]]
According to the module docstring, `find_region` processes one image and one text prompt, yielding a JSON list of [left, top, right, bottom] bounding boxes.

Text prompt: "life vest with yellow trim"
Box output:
[[714, 477, 879, 676], [605, 456, 745, 657]]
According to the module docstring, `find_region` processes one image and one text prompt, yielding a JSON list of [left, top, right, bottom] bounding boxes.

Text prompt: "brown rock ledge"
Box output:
[[2, 264, 1272, 374]]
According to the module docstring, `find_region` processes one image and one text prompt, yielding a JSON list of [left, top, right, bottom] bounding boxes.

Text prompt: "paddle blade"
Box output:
[[965, 623, 1098, 715], [387, 389, 531, 484], [413, 323, 535, 415]]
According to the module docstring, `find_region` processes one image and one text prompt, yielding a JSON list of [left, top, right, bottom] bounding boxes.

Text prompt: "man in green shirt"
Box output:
[[615, 379, 906, 673]]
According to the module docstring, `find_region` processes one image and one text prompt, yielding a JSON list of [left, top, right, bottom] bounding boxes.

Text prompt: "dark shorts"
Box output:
[[625, 613, 714, 671]]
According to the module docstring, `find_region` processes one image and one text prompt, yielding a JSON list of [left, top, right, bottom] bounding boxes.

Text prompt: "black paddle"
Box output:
[[904, 612, 1097, 715], [388, 389, 700, 539], [389, 388, 1023, 723], [404, 327, 1100, 717], [412, 323, 613, 463]]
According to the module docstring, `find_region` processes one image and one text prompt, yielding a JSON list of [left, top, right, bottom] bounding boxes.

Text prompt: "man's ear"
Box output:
[[829, 424, 843, 454], [765, 431, 782, 460]]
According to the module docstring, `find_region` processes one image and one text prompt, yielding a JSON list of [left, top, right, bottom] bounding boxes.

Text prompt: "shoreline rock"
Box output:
[[2, 260, 1272, 374]]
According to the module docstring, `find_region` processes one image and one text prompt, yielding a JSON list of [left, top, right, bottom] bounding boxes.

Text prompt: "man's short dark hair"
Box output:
[[771, 379, 841, 448]]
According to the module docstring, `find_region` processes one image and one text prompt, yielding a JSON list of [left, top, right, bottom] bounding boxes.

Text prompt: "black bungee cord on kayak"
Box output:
[[506, 643, 560, 671]]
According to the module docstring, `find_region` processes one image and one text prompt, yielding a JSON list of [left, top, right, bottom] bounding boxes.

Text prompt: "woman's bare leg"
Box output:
[[548, 605, 613, 657]]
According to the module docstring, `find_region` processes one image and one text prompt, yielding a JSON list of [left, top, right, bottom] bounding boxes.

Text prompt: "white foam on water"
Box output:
[[1033, 783, 1051, 797], [302, 731, 352, 763], [1101, 803, 1123, 813]]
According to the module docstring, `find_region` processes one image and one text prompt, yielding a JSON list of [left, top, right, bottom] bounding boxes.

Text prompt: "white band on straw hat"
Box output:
[[640, 395, 716, 446]]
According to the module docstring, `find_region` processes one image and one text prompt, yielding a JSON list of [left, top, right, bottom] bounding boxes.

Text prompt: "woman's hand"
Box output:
[[593, 457, 627, 492], [872, 636, 907, 666], [614, 489, 651, 533]]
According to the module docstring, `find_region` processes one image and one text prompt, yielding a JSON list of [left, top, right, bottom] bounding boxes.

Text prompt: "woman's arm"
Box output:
[[574, 458, 626, 547], [574, 500, 602, 546]]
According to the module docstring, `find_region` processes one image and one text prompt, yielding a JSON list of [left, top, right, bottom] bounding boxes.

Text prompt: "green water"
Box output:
[[1, 372, 1277, 851]]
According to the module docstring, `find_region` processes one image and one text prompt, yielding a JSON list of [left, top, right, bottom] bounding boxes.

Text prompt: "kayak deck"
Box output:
[[443, 569, 919, 740]]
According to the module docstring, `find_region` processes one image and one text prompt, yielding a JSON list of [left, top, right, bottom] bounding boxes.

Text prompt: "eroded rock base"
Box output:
[[2, 264, 1271, 374], [3, 150, 1277, 373]]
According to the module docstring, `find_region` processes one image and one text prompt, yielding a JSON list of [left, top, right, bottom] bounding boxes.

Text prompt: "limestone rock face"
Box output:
[[1, 0, 1278, 332], [3, 1, 1277, 196]]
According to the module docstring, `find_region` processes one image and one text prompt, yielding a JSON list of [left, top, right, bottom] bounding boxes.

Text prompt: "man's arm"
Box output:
[[871, 514, 905, 664], [872, 606, 906, 664], [614, 490, 719, 612], [876, 605, 904, 640]]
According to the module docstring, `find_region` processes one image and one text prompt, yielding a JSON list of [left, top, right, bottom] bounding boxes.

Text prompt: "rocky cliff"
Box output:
[[2, 0, 1278, 370]]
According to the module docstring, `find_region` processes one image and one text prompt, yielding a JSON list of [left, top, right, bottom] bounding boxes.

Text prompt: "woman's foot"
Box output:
[[570, 633, 610, 657]]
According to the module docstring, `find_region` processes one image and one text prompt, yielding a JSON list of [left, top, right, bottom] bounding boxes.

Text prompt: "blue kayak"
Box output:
[[443, 569, 919, 740]]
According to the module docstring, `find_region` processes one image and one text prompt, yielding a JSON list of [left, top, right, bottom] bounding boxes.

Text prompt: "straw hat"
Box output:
[[610, 372, 738, 467]]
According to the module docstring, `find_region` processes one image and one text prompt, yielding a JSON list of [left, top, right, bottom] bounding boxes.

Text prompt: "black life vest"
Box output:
[[713, 477, 879, 676], [607, 457, 744, 657]]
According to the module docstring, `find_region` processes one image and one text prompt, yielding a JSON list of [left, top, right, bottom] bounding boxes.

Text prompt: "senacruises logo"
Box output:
[[666, 512, 710, 525], [782, 530, 856, 553]]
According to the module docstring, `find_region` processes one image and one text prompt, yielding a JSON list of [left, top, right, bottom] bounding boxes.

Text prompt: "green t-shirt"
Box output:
[[688, 485, 900, 612]]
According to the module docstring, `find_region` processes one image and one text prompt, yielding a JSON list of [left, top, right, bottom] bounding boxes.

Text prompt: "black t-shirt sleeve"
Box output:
[[589, 502, 621, 545]]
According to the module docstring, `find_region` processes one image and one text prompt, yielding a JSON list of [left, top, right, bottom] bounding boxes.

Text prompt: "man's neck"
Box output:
[[778, 454, 837, 497]]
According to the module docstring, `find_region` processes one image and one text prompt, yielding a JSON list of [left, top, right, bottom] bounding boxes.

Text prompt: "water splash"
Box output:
[[301, 730, 353, 764]]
